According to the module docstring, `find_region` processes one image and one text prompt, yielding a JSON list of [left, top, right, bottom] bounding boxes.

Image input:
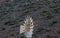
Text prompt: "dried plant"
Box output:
[[20, 16, 34, 38]]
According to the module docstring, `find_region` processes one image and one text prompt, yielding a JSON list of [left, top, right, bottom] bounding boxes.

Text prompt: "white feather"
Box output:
[[20, 25, 25, 34], [20, 16, 34, 38]]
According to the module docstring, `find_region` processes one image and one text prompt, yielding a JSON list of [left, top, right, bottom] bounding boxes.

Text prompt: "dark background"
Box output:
[[0, 0, 60, 38]]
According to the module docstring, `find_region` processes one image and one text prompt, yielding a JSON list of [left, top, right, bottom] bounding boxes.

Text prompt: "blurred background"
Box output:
[[0, 0, 60, 38]]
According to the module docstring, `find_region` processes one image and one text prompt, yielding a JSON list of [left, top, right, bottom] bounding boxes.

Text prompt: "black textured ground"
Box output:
[[0, 0, 60, 38]]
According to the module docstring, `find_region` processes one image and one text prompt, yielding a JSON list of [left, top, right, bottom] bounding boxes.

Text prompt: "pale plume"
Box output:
[[20, 16, 34, 38]]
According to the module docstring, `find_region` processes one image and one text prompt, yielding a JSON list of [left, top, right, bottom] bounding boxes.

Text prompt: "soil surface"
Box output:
[[0, 0, 60, 38]]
